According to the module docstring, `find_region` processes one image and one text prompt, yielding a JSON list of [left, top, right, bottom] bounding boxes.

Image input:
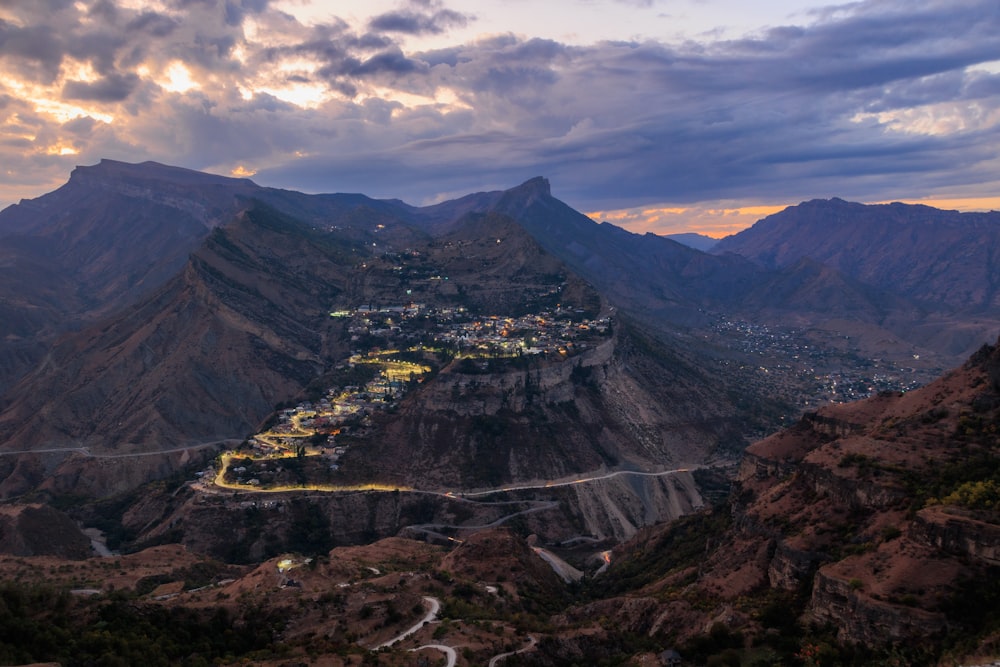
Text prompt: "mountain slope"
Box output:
[[0, 160, 423, 393], [403, 177, 765, 329], [345, 213, 756, 492], [740, 255, 923, 321], [714, 197, 1000, 312], [565, 337, 1000, 664], [0, 198, 779, 506], [0, 203, 369, 497]]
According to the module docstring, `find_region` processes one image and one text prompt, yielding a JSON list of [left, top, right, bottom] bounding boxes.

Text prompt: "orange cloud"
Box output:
[[587, 202, 788, 238], [591, 195, 1000, 240]]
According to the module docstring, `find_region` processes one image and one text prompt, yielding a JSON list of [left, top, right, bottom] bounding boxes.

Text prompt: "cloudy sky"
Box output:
[[2, 0, 999, 236]]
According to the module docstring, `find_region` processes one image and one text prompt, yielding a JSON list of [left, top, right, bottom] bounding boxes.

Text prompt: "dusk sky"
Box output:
[[2, 0, 999, 237]]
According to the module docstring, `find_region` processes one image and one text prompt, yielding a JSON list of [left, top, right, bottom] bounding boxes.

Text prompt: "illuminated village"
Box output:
[[210, 301, 613, 491]]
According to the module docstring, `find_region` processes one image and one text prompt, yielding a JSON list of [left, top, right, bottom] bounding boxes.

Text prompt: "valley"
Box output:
[[0, 162, 999, 665]]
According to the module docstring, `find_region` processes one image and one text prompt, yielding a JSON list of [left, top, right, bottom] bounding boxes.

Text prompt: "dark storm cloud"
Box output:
[[351, 49, 428, 76], [0, 21, 64, 83], [62, 72, 140, 101], [368, 8, 469, 36], [735, 2, 1000, 92], [127, 12, 180, 38], [250, 0, 1000, 212], [4, 0, 1000, 218], [62, 115, 98, 135]]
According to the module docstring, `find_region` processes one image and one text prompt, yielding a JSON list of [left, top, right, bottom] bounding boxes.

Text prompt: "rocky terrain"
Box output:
[[2, 330, 999, 665], [0, 173, 779, 509], [1, 162, 1000, 663], [1, 164, 996, 503], [536, 337, 1000, 665]]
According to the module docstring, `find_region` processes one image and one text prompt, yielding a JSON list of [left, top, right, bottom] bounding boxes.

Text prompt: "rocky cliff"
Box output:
[[568, 338, 1000, 662]]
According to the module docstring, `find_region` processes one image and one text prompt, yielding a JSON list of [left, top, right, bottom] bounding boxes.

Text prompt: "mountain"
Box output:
[[405, 176, 766, 329], [0, 203, 367, 497], [535, 337, 1000, 665], [1, 337, 998, 665], [338, 213, 751, 491], [0, 188, 774, 517], [0, 160, 262, 322], [1, 161, 998, 520], [410, 181, 954, 363], [0, 164, 999, 664], [0, 159, 422, 393], [0, 160, 252, 391], [714, 197, 1000, 312], [738, 256, 923, 324], [665, 232, 719, 252]]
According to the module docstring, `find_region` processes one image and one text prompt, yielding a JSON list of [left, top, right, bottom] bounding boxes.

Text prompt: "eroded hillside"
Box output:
[[549, 338, 1000, 665]]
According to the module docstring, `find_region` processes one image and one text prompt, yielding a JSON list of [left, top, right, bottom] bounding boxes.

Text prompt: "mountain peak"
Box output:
[[69, 159, 256, 188], [511, 176, 551, 197]]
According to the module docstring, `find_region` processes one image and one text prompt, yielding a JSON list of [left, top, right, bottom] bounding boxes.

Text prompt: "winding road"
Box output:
[[373, 595, 533, 667], [488, 635, 538, 666], [410, 644, 457, 667], [375, 596, 440, 649]]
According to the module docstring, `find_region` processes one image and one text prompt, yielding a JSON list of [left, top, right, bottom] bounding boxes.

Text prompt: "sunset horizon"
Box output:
[[2, 0, 999, 236]]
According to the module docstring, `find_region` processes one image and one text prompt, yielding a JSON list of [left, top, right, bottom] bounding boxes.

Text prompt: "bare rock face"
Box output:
[[564, 471, 703, 542], [809, 569, 949, 644], [582, 337, 1000, 657], [730, 340, 1000, 645], [352, 323, 746, 495], [912, 506, 1000, 565], [767, 540, 824, 590]]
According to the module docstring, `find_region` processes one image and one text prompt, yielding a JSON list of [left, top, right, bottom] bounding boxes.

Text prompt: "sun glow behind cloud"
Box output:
[[1, 74, 114, 126], [46, 144, 79, 156], [160, 62, 200, 94], [253, 82, 331, 108], [853, 102, 1000, 136]]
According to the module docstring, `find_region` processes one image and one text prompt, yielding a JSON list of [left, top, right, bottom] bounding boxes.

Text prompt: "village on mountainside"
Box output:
[[206, 300, 613, 491]]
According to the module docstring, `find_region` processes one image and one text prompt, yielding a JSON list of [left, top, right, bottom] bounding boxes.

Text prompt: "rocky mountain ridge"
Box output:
[[0, 194, 761, 518], [714, 197, 1000, 312], [564, 337, 1000, 664]]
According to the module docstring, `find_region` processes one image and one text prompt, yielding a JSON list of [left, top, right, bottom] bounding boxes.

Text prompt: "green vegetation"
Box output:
[[933, 479, 1000, 511], [907, 451, 1000, 510]]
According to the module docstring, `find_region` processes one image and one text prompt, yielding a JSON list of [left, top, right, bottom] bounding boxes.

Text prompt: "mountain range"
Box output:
[[0, 160, 999, 664], [0, 161, 998, 503]]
